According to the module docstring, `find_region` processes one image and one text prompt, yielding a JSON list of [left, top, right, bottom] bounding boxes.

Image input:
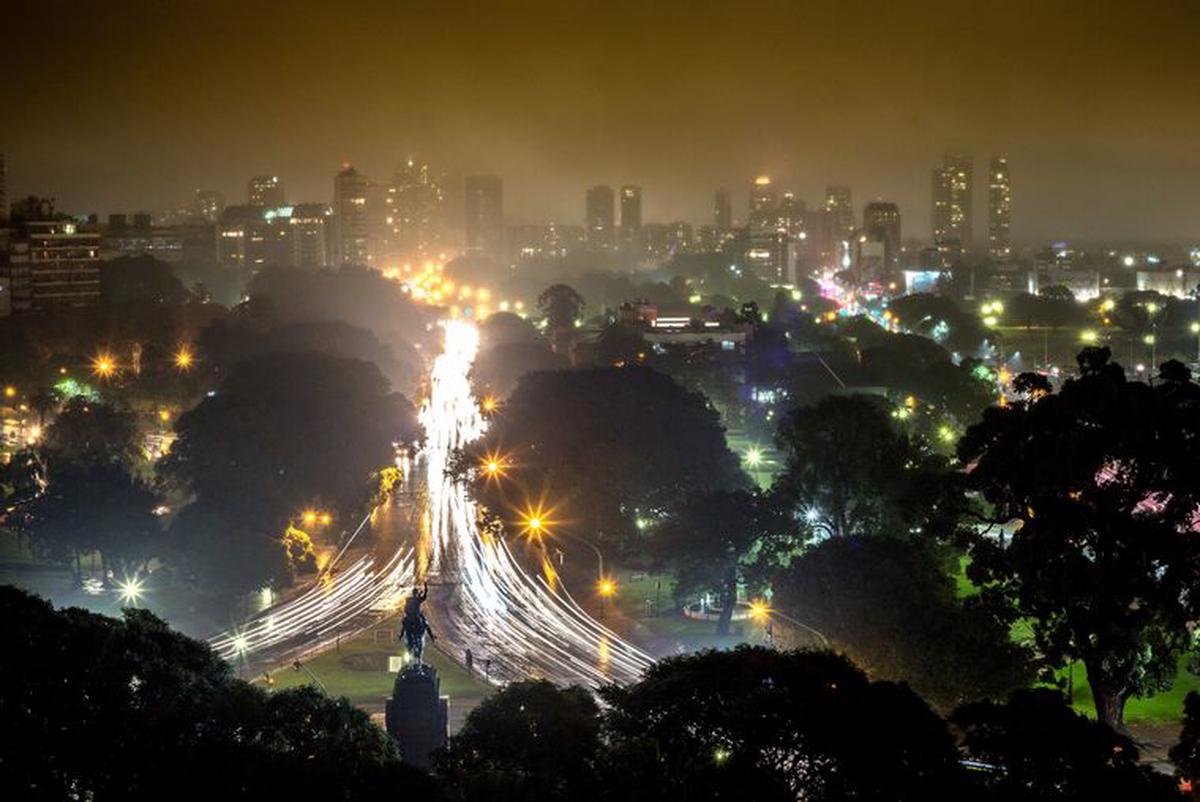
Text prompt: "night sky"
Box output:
[[6, 0, 1200, 242]]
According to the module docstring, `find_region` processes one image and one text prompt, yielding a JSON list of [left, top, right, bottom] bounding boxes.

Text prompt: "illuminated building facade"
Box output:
[[248, 175, 284, 207], [862, 201, 901, 278], [585, 185, 615, 250], [932, 153, 972, 263], [988, 156, 1012, 262], [619, 185, 642, 250], [385, 159, 443, 263], [334, 164, 372, 267]]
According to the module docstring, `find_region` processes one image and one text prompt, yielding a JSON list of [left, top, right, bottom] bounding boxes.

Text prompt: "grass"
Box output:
[[954, 553, 1196, 724], [261, 615, 492, 711]]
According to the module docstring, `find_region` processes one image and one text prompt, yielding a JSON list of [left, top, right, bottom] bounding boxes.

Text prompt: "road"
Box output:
[[211, 318, 653, 688]]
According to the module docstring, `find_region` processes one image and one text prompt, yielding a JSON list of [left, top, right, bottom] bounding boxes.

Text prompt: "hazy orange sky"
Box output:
[[5, 0, 1200, 243]]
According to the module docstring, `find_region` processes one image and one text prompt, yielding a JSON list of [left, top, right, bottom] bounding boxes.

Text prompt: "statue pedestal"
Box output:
[[385, 663, 449, 769]]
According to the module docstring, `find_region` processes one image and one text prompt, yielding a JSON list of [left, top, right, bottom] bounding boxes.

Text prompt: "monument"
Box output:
[[385, 585, 449, 768]]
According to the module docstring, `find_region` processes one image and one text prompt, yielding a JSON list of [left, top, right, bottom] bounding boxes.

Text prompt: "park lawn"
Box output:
[[609, 569, 757, 652], [956, 553, 1197, 723], [261, 617, 491, 709]]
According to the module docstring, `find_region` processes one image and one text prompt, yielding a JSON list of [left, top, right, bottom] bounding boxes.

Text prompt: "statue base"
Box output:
[[385, 663, 449, 769]]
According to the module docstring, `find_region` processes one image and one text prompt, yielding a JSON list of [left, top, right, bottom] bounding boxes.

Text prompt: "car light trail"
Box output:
[[419, 319, 654, 687]]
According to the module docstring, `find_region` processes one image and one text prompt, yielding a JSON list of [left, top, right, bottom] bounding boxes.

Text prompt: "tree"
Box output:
[[537, 284, 585, 330], [957, 346, 1200, 731], [773, 536, 1032, 709], [1170, 690, 1200, 794], [602, 648, 964, 801], [653, 490, 793, 634], [437, 680, 602, 802], [0, 586, 430, 802], [100, 255, 190, 307], [775, 394, 957, 540], [13, 462, 161, 583], [955, 689, 1176, 801], [474, 366, 744, 550], [42, 397, 141, 470], [163, 353, 417, 591]]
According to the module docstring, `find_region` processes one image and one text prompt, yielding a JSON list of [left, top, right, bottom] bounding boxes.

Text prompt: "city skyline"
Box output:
[[5, 1, 1200, 242]]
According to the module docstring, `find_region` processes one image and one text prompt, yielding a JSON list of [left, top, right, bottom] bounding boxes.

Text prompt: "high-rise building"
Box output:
[[932, 153, 973, 262], [824, 185, 855, 243], [988, 156, 1012, 262], [384, 159, 443, 264], [290, 203, 332, 269], [192, 190, 224, 223], [714, 188, 732, 232], [248, 175, 284, 207], [464, 175, 504, 261], [334, 164, 372, 267], [585, 185, 615, 250], [747, 176, 788, 283], [862, 201, 902, 278], [5, 199, 101, 312], [619, 185, 642, 250]]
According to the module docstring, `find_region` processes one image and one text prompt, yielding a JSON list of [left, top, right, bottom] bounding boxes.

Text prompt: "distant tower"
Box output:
[[747, 176, 785, 283], [385, 159, 443, 263], [334, 164, 372, 267], [824, 185, 855, 242], [248, 175, 284, 207], [585, 185, 615, 250], [862, 201, 902, 278], [714, 188, 732, 233], [619, 185, 642, 250], [464, 175, 504, 261], [932, 153, 973, 261], [988, 156, 1012, 262], [192, 190, 224, 223]]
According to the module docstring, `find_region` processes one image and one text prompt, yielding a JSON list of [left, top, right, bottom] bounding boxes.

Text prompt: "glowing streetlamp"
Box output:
[[1080, 330, 1098, 344], [597, 578, 617, 618], [1191, 322, 1200, 363], [174, 345, 195, 371], [118, 577, 144, 605], [91, 352, 117, 379], [481, 396, 499, 413]]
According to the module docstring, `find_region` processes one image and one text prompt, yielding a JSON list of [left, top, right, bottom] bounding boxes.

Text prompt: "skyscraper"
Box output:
[[464, 175, 504, 261], [585, 185, 615, 250], [248, 175, 284, 207], [988, 156, 1012, 262], [747, 176, 787, 283], [192, 190, 224, 223], [334, 164, 372, 267], [619, 185, 642, 250], [385, 159, 443, 263], [862, 201, 902, 277], [932, 153, 973, 260], [824, 185, 855, 243], [290, 203, 332, 269], [714, 188, 732, 233]]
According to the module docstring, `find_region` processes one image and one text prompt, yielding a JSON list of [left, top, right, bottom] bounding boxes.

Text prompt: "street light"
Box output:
[[91, 352, 117, 379], [1144, 333, 1157, 368], [1080, 329, 1098, 344], [748, 600, 830, 647], [597, 578, 617, 618], [118, 577, 144, 605], [174, 345, 195, 371], [1191, 322, 1200, 364]]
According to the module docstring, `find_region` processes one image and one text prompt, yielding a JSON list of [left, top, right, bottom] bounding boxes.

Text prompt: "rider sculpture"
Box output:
[[399, 584, 436, 663]]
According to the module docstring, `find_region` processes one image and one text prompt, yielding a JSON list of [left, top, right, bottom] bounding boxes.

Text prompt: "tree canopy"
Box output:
[[958, 346, 1200, 730], [0, 586, 430, 802], [475, 366, 744, 549]]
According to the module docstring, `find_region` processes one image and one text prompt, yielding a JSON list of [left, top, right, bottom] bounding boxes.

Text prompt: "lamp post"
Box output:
[[749, 602, 830, 648], [1191, 322, 1200, 365]]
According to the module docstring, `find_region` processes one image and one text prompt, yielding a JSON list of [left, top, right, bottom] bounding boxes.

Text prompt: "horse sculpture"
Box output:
[[399, 584, 436, 663]]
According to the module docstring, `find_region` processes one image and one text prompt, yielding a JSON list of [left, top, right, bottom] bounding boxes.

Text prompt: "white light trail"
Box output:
[[419, 319, 653, 686]]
